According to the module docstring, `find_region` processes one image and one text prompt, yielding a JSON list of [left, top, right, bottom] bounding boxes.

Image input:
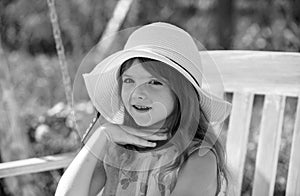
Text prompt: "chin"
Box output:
[[134, 119, 165, 129]]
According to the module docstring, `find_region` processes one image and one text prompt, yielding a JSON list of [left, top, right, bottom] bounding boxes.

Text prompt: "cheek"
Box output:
[[156, 90, 175, 112], [121, 88, 127, 104], [121, 88, 130, 106]]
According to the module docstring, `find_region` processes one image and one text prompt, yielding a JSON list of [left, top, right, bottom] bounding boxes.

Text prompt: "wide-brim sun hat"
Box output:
[[82, 22, 232, 127]]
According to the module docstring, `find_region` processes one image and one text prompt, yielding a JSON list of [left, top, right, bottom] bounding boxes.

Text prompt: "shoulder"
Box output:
[[171, 148, 218, 196]]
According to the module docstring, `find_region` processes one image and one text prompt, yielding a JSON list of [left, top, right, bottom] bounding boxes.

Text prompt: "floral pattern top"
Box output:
[[99, 140, 226, 196]]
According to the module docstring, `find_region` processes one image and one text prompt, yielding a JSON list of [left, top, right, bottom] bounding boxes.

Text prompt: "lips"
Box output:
[[132, 104, 152, 112]]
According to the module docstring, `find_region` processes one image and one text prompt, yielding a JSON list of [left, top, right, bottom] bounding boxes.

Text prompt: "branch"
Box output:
[[95, 0, 134, 59]]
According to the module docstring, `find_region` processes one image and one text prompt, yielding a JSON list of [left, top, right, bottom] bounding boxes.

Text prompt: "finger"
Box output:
[[120, 125, 167, 138], [125, 129, 168, 141], [143, 133, 168, 141], [138, 130, 169, 139], [130, 136, 157, 147]]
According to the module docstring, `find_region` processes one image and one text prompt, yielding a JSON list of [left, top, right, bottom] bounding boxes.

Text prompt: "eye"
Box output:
[[123, 78, 134, 83], [149, 79, 163, 85]]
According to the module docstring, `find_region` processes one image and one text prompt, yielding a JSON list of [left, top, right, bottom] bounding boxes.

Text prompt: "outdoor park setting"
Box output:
[[0, 0, 300, 195]]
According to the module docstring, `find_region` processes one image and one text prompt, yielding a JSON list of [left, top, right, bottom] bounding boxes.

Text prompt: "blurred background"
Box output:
[[0, 0, 299, 195]]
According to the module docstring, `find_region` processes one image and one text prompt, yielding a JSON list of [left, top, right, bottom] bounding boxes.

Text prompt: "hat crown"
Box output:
[[124, 23, 203, 84]]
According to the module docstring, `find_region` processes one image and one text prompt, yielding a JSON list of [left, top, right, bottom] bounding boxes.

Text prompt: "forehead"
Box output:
[[122, 59, 153, 78]]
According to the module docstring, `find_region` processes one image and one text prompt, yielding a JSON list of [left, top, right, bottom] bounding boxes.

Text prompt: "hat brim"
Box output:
[[83, 48, 231, 124]]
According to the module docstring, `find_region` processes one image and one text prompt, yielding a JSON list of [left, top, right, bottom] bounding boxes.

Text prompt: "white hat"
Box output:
[[83, 22, 231, 125]]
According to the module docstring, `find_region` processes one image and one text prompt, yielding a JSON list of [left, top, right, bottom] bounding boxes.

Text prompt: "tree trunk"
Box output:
[[216, 0, 235, 49]]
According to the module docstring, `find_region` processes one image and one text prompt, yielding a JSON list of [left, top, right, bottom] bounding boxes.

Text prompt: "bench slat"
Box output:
[[252, 95, 285, 196], [0, 152, 76, 178], [286, 97, 300, 196], [226, 92, 254, 195]]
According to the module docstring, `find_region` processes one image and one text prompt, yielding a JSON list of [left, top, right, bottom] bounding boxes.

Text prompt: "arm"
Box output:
[[55, 129, 107, 196], [170, 149, 218, 196], [55, 123, 167, 196]]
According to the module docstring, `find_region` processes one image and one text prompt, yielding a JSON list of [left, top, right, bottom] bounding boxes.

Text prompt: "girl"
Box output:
[[55, 22, 232, 196]]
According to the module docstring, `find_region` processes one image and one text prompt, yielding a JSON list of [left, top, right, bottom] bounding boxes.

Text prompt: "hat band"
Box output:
[[166, 57, 201, 87]]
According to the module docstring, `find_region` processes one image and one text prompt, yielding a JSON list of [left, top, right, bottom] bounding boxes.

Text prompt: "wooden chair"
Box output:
[[0, 50, 299, 196]]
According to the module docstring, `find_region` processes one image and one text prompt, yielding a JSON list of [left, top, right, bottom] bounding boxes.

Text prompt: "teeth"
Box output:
[[137, 105, 148, 109], [133, 105, 151, 110]]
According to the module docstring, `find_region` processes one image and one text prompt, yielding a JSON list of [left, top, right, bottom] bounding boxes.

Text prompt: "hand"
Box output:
[[98, 123, 168, 148]]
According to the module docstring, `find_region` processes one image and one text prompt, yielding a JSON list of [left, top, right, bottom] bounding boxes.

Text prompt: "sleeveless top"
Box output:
[[99, 140, 227, 196]]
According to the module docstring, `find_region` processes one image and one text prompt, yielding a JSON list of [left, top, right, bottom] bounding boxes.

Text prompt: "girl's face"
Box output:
[[121, 59, 175, 129]]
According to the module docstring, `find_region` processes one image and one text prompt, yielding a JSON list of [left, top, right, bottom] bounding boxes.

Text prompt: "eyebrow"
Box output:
[[122, 74, 154, 79], [122, 74, 169, 84]]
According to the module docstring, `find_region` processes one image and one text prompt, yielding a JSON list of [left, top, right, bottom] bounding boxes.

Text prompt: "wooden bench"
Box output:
[[209, 51, 300, 196], [0, 50, 299, 196]]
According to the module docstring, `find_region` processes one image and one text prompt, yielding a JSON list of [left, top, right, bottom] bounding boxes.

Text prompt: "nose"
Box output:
[[132, 84, 148, 100]]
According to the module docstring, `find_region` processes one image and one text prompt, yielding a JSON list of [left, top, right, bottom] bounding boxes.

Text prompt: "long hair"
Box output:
[[118, 57, 229, 195]]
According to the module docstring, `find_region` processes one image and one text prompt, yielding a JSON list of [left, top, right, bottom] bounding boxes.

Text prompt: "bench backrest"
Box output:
[[203, 51, 300, 196], [0, 50, 299, 196]]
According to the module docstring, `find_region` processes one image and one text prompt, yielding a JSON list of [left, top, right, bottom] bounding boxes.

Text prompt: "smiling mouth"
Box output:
[[132, 105, 152, 112]]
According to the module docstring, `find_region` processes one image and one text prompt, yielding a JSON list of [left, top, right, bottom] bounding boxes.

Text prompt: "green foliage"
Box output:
[[1, 0, 299, 54]]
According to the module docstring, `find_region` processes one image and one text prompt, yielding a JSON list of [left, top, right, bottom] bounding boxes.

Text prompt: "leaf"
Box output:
[[120, 178, 130, 189]]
